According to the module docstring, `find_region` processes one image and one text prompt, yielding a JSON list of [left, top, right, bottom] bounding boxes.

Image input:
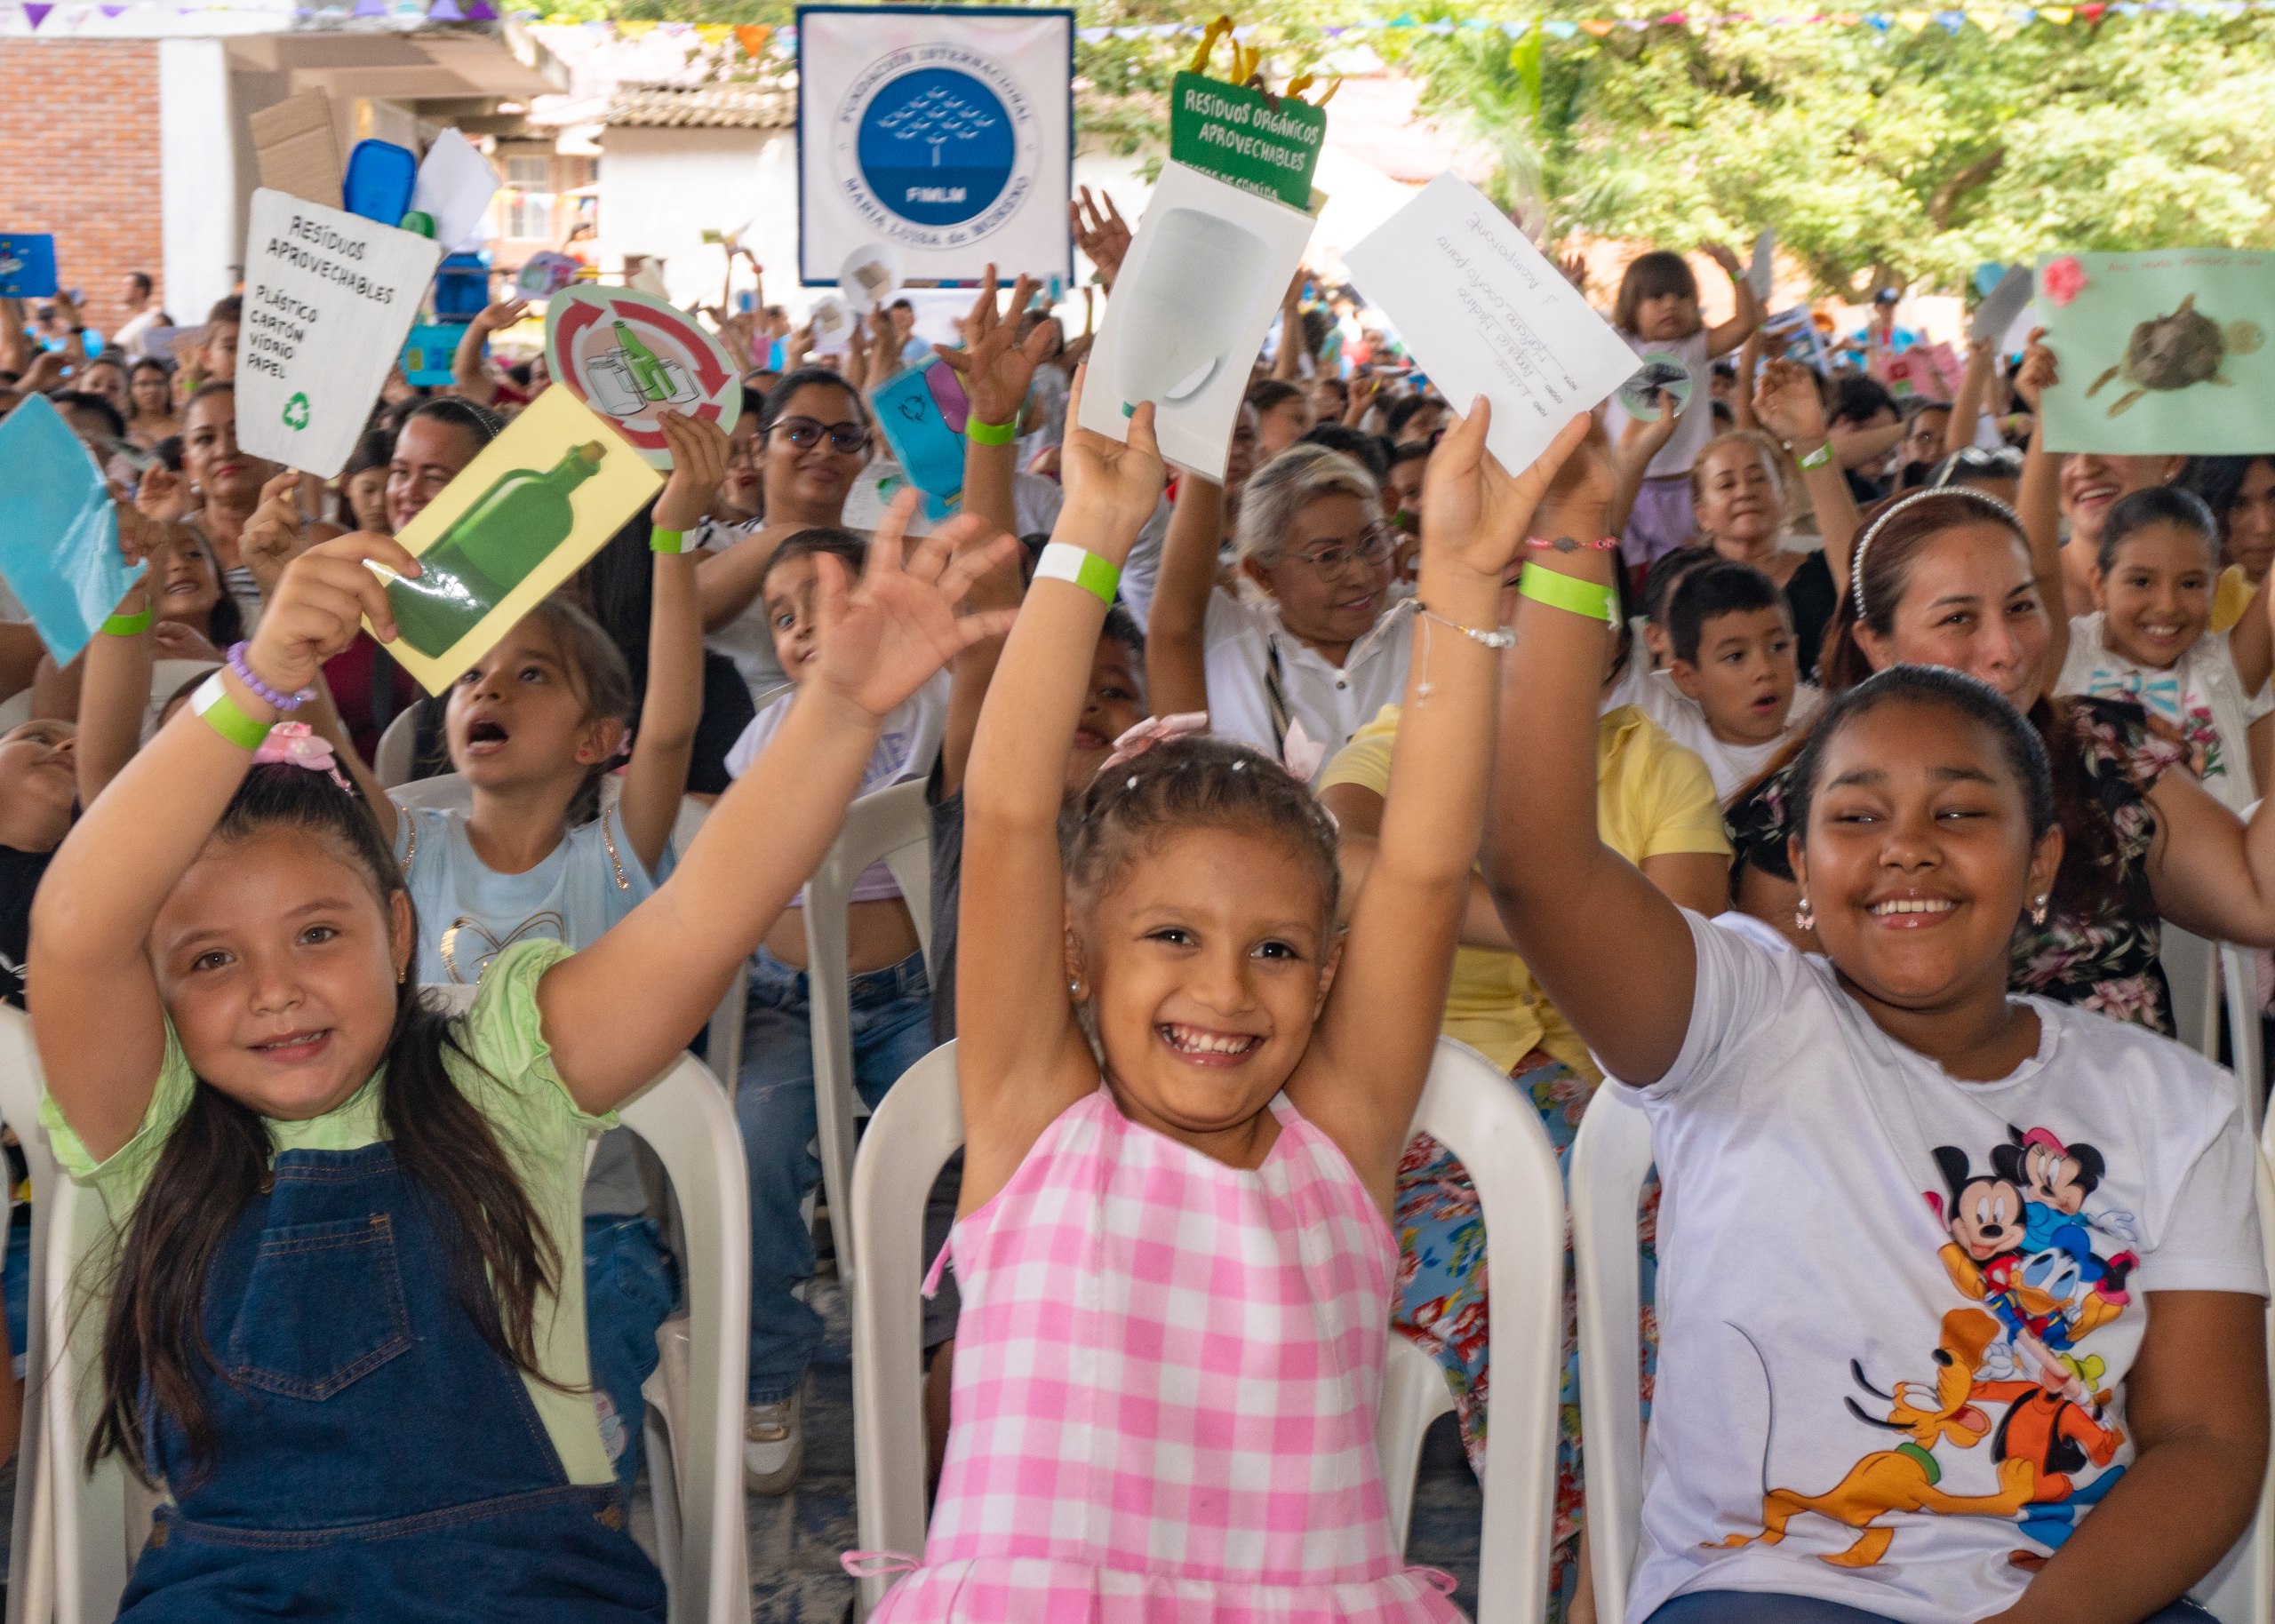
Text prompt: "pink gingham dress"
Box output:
[[852, 1087, 1465, 1623]]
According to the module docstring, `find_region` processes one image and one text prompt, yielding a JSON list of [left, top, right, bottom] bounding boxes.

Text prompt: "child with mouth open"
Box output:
[[2056, 485, 2275, 812]]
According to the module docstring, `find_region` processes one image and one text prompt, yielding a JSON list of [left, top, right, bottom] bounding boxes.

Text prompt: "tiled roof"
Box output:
[[603, 81, 792, 127]]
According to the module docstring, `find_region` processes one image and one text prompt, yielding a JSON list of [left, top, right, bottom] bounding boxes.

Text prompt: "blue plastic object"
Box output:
[[431, 253, 491, 320], [342, 139, 419, 227], [0, 394, 143, 666], [0, 234, 57, 299], [401, 322, 470, 386]]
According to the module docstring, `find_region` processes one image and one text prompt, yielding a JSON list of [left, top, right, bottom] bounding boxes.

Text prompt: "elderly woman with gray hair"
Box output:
[[1126, 441, 1411, 778]]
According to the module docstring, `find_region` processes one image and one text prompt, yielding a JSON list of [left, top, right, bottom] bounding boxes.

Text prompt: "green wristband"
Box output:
[[190, 673, 273, 751], [1519, 563, 1616, 623], [1796, 441, 1835, 471], [651, 527, 685, 554], [1035, 541, 1120, 606], [102, 607, 153, 636], [966, 417, 1018, 447]]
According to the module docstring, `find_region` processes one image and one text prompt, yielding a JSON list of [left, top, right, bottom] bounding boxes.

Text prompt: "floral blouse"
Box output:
[[1726, 695, 2191, 1033]]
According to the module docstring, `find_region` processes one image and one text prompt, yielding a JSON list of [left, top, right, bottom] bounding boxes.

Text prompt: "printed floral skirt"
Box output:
[[1392, 1047, 1660, 1624]]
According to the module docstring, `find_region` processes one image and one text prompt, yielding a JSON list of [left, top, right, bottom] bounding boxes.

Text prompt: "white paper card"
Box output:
[[1748, 228, 1776, 301], [1077, 160, 1315, 482], [1345, 172, 1640, 479], [410, 129, 501, 255], [1970, 263, 2034, 346], [238, 187, 441, 478]]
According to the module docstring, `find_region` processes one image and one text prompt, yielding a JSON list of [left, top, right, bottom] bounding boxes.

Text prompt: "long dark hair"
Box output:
[[89, 764, 562, 1484]]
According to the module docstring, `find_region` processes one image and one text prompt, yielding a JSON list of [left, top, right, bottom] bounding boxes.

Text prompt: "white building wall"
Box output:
[[158, 38, 242, 320]]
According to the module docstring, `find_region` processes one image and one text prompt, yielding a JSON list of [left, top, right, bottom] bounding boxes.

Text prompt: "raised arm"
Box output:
[[1947, 337, 1994, 455], [2010, 330, 2071, 675], [936, 266, 1055, 542], [957, 374, 1165, 1205], [451, 299, 525, 409], [539, 494, 1015, 1112], [1730, 327, 1766, 432], [1608, 397, 1681, 537], [33, 533, 419, 1161], [1292, 402, 1589, 1206], [1753, 357, 1862, 601], [1272, 273, 1305, 382], [1478, 429, 1699, 1086], [1143, 474, 1222, 718], [617, 410, 723, 873], [1071, 187, 1130, 293], [1701, 243, 1762, 359]]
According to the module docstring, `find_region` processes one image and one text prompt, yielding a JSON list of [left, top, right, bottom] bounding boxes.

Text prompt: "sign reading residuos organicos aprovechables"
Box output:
[[1166, 72, 1324, 213], [238, 187, 441, 478]]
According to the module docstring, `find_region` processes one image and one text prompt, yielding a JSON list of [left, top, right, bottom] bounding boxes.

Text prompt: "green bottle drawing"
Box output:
[[388, 440, 607, 657], [613, 319, 674, 401]]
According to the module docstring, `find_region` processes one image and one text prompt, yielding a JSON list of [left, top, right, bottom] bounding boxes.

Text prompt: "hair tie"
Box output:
[[1848, 485, 2024, 620], [252, 721, 353, 792], [1095, 712, 1209, 778]]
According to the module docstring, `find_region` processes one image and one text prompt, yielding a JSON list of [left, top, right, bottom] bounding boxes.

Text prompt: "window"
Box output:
[[499, 154, 554, 240], [505, 155, 550, 189]]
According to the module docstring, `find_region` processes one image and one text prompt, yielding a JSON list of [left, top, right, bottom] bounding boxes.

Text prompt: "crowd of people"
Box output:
[[0, 187, 2266, 1624]]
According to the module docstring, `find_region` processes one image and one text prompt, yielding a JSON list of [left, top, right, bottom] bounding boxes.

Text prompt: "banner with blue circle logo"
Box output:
[[797, 4, 1073, 286]]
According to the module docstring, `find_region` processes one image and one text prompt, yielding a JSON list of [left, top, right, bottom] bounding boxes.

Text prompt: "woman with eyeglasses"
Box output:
[[696, 369, 874, 705], [1138, 442, 1412, 779]]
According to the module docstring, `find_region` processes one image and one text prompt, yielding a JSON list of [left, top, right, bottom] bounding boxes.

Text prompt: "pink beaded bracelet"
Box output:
[[1525, 536, 1621, 553]]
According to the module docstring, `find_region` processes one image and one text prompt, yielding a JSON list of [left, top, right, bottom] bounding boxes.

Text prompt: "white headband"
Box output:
[[1849, 485, 2025, 619]]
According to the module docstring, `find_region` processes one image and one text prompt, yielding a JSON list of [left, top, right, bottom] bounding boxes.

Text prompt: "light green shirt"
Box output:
[[40, 939, 618, 1486]]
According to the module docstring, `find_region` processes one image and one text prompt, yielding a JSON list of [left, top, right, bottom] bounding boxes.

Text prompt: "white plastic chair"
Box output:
[[2164, 926, 2265, 1138], [1577, 1082, 2275, 1624], [848, 1038, 1565, 1623], [0, 1007, 59, 1624], [36, 994, 750, 1624], [373, 705, 419, 788], [802, 779, 935, 1297]]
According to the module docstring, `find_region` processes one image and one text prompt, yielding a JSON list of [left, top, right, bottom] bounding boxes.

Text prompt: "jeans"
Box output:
[[737, 944, 933, 1404], [1647, 1592, 2219, 1624], [582, 1214, 680, 1498]]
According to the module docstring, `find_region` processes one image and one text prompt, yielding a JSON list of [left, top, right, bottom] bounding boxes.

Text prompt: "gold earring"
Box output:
[[1794, 895, 1816, 931]]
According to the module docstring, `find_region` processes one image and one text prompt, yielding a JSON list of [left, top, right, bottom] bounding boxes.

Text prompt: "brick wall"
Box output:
[[0, 41, 164, 336]]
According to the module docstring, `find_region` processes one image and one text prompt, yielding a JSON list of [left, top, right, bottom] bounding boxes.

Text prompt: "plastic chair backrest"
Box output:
[[2163, 926, 2265, 1137], [802, 780, 935, 1298], [387, 770, 475, 813], [373, 705, 419, 789], [668, 797, 746, 1087], [1569, 1080, 1656, 1624], [848, 1037, 1565, 1624], [0, 1007, 58, 1624]]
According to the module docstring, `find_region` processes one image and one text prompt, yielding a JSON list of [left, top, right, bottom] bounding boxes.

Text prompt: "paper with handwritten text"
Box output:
[[1345, 173, 1640, 476]]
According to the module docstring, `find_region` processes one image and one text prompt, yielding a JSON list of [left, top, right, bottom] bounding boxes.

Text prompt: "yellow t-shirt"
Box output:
[[1319, 703, 1729, 1079], [41, 939, 619, 1486], [2214, 564, 2256, 635]]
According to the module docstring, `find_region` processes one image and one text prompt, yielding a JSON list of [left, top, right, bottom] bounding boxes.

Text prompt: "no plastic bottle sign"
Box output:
[[544, 286, 742, 469]]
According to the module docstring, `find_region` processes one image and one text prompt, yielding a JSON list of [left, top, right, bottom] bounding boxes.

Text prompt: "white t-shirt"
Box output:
[[2056, 612, 2270, 813], [1623, 912, 2266, 1624], [1632, 668, 1820, 803], [1603, 329, 1715, 482], [723, 672, 947, 905], [695, 514, 790, 705]]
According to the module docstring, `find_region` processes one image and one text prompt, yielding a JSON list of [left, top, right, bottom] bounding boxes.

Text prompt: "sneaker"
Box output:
[[745, 1389, 804, 1495]]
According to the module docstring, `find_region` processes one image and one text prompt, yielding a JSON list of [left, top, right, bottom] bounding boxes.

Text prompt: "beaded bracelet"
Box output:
[[1413, 602, 1514, 649], [225, 641, 315, 713], [1525, 536, 1621, 553]]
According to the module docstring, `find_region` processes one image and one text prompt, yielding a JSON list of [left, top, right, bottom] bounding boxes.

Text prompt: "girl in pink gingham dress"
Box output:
[[850, 372, 1592, 1622]]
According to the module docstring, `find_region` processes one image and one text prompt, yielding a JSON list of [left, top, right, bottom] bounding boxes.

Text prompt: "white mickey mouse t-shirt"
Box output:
[[1620, 912, 2265, 1624]]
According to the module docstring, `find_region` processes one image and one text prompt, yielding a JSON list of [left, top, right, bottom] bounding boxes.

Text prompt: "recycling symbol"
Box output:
[[282, 393, 311, 432]]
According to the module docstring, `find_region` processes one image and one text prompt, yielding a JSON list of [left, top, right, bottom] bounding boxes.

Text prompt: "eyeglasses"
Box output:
[[770, 417, 871, 454], [1286, 527, 1396, 578]]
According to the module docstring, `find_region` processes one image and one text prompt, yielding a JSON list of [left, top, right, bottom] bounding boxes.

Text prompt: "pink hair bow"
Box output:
[[254, 721, 353, 792], [1096, 712, 1209, 778]]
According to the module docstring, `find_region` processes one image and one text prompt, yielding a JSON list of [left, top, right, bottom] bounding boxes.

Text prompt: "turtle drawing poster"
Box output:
[[2036, 250, 2275, 455]]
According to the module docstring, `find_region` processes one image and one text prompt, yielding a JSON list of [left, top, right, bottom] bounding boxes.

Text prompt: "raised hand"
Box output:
[[1423, 399, 1592, 582], [2013, 326, 2057, 410], [807, 490, 1017, 720], [1619, 392, 1682, 461], [151, 619, 222, 663], [932, 264, 1054, 426], [110, 485, 172, 566], [239, 469, 311, 596], [134, 464, 189, 526], [249, 532, 422, 694], [1702, 242, 1744, 276], [1752, 356, 1830, 446], [1058, 364, 1164, 548], [1071, 187, 1131, 291], [652, 409, 731, 531], [1556, 247, 1589, 295], [472, 297, 530, 338]]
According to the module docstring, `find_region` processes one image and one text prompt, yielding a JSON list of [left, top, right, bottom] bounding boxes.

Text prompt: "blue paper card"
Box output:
[[0, 234, 58, 299], [870, 358, 968, 522], [402, 322, 469, 386], [0, 394, 143, 665]]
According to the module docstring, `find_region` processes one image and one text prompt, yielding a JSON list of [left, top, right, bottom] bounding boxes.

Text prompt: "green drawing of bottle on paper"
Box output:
[[587, 319, 698, 418], [387, 440, 606, 657]]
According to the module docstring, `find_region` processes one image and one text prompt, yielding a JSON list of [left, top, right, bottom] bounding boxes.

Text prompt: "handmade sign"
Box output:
[[795, 4, 1074, 284], [1167, 72, 1324, 211], [842, 462, 936, 536], [1345, 171, 1640, 480], [1762, 305, 1831, 374], [409, 130, 500, 255], [2037, 249, 2275, 455], [372, 386, 662, 691], [1970, 263, 2033, 346], [0, 394, 143, 665], [839, 242, 902, 313], [401, 322, 468, 387], [1747, 228, 1775, 302], [0, 234, 57, 299], [1076, 158, 1313, 481], [545, 285, 742, 470], [248, 89, 342, 210], [515, 251, 580, 300], [871, 356, 972, 520], [237, 187, 441, 478]]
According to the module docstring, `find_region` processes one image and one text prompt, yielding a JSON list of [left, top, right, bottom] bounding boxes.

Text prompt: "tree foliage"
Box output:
[[1379, 8, 2275, 297]]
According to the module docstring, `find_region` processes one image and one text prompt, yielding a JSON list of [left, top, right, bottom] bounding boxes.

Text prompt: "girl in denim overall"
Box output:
[[29, 510, 1012, 1620]]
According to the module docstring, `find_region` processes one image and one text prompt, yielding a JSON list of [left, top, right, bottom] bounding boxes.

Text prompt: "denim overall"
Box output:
[[116, 1143, 667, 1621]]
